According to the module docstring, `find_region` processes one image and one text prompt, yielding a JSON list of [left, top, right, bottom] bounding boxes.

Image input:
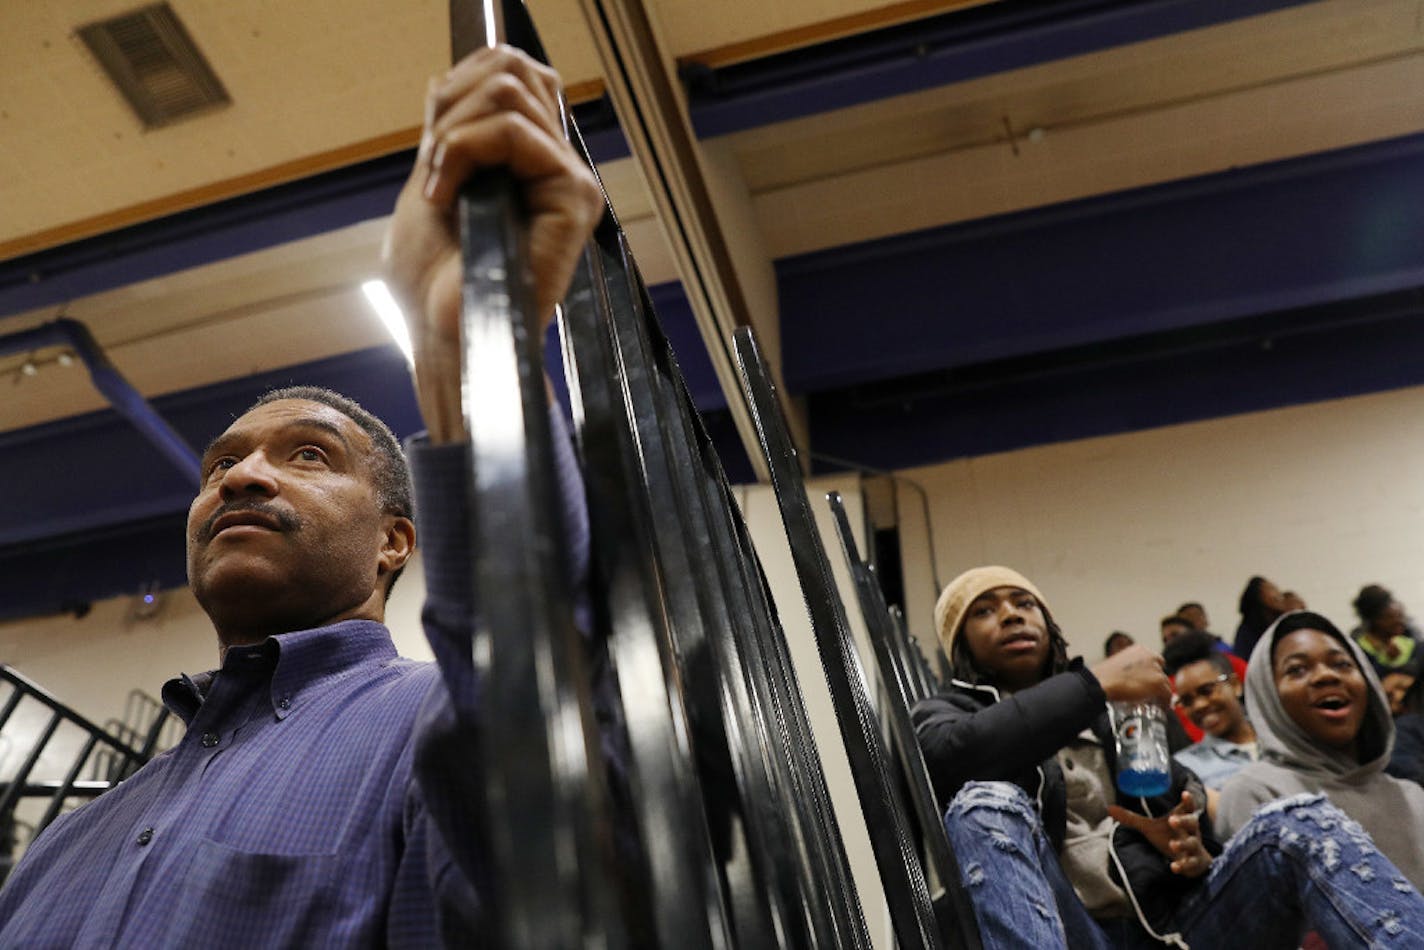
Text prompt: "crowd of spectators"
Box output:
[[1130, 577, 1424, 788], [913, 567, 1424, 948]]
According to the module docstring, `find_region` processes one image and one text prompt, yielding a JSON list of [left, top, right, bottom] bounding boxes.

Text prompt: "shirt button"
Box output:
[[137, 828, 154, 845], [201, 732, 219, 748], [278, 698, 291, 710]]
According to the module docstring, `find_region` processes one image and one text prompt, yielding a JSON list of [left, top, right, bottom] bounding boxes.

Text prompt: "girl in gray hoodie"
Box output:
[[1218, 610, 1424, 889]]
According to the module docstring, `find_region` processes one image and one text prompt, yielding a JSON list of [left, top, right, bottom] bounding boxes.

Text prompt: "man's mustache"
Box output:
[[195, 499, 302, 541]]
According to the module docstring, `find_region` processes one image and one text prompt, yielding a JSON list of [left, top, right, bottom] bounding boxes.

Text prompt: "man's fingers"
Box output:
[[429, 69, 565, 154], [1170, 851, 1211, 877], [423, 112, 574, 207], [435, 47, 561, 128], [419, 46, 564, 188], [1169, 836, 1212, 877]]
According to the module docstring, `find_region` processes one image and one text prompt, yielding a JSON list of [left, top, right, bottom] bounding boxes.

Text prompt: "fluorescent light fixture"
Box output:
[[362, 279, 414, 366]]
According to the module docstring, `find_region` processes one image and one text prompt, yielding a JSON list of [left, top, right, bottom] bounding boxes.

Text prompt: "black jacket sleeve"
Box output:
[[1386, 715, 1424, 785], [911, 663, 1107, 807]]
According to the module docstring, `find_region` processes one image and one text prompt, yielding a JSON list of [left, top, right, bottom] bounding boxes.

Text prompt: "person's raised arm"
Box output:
[[913, 644, 1172, 805], [1090, 643, 1174, 705], [375, 48, 603, 939], [382, 45, 604, 443]]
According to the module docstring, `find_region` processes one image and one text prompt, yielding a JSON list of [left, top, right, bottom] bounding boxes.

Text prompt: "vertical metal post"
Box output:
[[828, 493, 982, 950], [448, 1, 623, 943], [734, 326, 944, 950], [559, 217, 732, 948]]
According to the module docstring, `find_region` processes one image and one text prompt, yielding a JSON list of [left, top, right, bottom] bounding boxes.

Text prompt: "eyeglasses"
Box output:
[[1172, 673, 1231, 709]]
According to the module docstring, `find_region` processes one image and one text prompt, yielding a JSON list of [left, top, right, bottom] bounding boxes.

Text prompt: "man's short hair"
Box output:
[[249, 386, 414, 596], [1177, 601, 1204, 615], [1162, 630, 1233, 678], [1160, 614, 1194, 633]]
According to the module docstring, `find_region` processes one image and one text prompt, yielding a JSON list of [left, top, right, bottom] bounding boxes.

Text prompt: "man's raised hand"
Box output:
[[382, 46, 605, 443], [1109, 790, 1213, 879], [1090, 644, 1173, 706]]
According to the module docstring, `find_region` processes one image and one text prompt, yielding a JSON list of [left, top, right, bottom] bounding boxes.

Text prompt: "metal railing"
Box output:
[[0, 666, 169, 880]]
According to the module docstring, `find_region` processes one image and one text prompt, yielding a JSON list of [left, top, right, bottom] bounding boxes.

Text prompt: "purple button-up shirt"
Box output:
[[0, 421, 591, 947], [0, 622, 447, 947]]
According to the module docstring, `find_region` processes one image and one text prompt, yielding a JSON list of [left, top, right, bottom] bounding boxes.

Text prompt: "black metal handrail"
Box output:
[[827, 493, 981, 949], [0, 665, 166, 862], [446, 0, 877, 943]]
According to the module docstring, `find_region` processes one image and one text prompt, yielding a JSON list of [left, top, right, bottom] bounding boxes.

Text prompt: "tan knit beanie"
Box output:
[[934, 565, 1049, 658]]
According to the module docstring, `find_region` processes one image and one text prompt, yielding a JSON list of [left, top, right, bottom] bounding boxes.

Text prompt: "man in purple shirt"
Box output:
[[0, 46, 604, 947]]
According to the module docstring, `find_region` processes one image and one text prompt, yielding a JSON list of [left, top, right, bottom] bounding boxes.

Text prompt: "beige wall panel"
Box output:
[[0, 0, 447, 247], [895, 386, 1424, 667]]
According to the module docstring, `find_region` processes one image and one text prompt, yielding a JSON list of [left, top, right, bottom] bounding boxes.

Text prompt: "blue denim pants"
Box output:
[[943, 781, 1424, 949]]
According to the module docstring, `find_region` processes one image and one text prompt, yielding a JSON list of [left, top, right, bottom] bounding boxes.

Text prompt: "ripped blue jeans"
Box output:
[[944, 781, 1424, 949]]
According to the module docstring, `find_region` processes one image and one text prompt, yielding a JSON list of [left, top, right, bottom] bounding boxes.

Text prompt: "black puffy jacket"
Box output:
[[911, 660, 1219, 943]]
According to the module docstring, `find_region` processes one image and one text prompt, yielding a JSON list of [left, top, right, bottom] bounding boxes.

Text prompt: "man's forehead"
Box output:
[[971, 586, 1031, 603], [210, 399, 371, 452]]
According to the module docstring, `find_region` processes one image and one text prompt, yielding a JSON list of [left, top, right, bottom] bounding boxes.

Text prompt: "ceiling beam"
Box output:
[[577, 0, 808, 480]]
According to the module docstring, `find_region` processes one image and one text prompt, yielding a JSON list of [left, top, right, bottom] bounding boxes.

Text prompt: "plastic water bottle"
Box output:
[[1112, 701, 1171, 797]]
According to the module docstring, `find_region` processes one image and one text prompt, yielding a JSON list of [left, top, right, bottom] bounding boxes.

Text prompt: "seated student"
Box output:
[[1162, 617, 1245, 744], [1387, 674, 1424, 787], [1162, 632, 1257, 817], [1350, 584, 1422, 678], [1232, 576, 1286, 660], [1104, 631, 1135, 657], [1383, 672, 1417, 717], [1176, 602, 1211, 635], [914, 567, 1424, 949], [1158, 615, 1194, 648], [1218, 611, 1424, 889], [1164, 612, 1241, 662]]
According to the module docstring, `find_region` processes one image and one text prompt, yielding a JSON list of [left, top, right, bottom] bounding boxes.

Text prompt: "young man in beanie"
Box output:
[[913, 566, 1424, 948]]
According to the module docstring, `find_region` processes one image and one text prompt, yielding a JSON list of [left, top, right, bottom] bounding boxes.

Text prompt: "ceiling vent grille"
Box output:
[[78, 3, 230, 129]]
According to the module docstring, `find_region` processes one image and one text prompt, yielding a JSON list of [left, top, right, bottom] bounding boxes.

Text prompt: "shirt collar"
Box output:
[[162, 619, 399, 724], [1196, 730, 1254, 757]]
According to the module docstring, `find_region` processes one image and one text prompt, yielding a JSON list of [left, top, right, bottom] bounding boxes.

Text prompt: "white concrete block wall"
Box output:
[[895, 385, 1424, 665]]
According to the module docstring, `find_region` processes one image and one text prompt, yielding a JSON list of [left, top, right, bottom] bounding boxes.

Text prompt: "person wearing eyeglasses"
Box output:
[[1163, 631, 1258, 821]]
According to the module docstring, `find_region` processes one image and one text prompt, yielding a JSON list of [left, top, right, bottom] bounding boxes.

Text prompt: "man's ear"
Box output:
[[379, 516, 416, 577]]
